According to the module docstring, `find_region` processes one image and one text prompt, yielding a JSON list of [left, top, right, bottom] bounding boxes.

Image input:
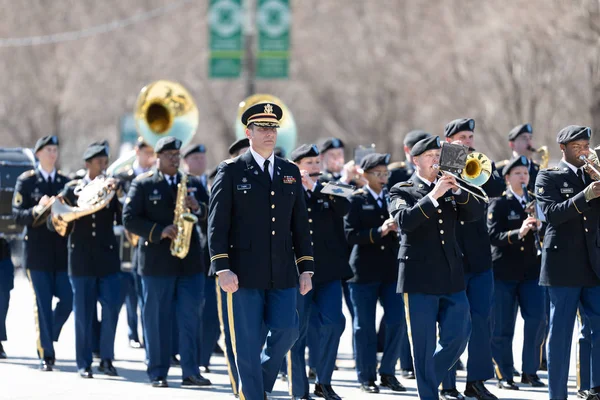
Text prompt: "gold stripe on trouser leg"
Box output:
[[26, 270, 44, 359], [577, 309, 583, 390], [227, 292, 246, 400], [287, 350, 293, 395], [215, 277, 238, 395], [403, 293, 415, 362], [492, 358, 503, 380]]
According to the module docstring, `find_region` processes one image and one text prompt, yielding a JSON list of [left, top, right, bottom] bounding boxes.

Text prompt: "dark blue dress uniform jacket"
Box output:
[[13, 169, 70, 271], [52, 178, 122, 277], [487, 191, 540, 281], [389, 175, 485, 294], [535, 161, 600, 287], [123, 169, 208, 277], [208, 151, 314, 289], [306, 182, 352, 285], [344, 188, 399, 284]]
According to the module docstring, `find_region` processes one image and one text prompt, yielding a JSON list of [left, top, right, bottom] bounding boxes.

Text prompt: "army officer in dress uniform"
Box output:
[[50, 141, 122, 379], [495, 124, 540, 193], [387, 130, 432, 189], [488, 156, 546, 390], [534, 125, 600, 400], [12, 135, 72, 371], [389, 135, 484, 400], [344, 153, 406, 394], [123, 136, 211, 388], [208, 102, 314, 400], [287, 144, 352, 400]]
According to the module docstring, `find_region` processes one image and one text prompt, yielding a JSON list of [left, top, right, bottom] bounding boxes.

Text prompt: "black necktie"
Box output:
[[521, 200, 527, 209], [578, 168, 585, 184], [263, 160, 271, 182], [170, 177, 177, 193], [377, 198, 383, 208]]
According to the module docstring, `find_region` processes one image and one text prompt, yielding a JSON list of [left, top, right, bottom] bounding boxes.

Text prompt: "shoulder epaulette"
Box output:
[[388, 161, 406, 170], [224, 158, 235, 165], [396, 181, 413, 187], [502, 191, 507, 196], [495, 159, 509, 168], [18, 169, 35, 180], [65, 179, 81, 188], [134, 170, 154, 181], [543, 167, 559, 171], [352, 188, 366, 195]]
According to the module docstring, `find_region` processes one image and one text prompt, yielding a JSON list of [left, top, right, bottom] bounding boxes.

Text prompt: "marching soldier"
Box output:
[[389, 135, 484, 400], [319, 138, 359, 186], [208, 102, 314, 400], [123, 136, 211, 388], [115, 137, 155, 350], [50, 141, 122, 378], [182, 144, 220, 372], [387, 129, 432, 189], [441, 118, 503, 400], [287, 144, 352, 400], [12, 135, 72, 371], [488, 156, 546, 390], [495, 124, 540, 192], [344, 153, 406, 394], [0, 238, 12, 359], [534, 125, 600, 400]]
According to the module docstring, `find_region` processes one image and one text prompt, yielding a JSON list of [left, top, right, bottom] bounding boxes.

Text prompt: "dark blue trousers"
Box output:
[[199, 275, 220, 367], [542, 288, 550, 365], [577, 305, 591, 391], [348, 282, 406, 383], [306, 307, 320, 369], [491, 279, 546, 379], [27, 269, 72, 360], [118, 271, 140, 342], [405, 291, 471, 400], [288, 280, 345, 396], [0, 258, 14, 341], [547, 287, 600, 399], [70, 273, 121, 370], [216, 279, 239, 396], [228, 287, 298, 399], [442, 269, 494, 388], [141, 273, 204, 380]]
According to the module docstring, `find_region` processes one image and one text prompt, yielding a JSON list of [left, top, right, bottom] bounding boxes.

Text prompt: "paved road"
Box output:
[[0, 270, 580, 399]]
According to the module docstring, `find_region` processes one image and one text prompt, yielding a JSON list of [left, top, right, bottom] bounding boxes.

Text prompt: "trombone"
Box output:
[[433, 152, 492, 203]]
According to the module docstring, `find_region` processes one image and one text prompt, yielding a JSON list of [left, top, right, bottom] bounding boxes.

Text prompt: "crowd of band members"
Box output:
[[0, 104, 598, 400]]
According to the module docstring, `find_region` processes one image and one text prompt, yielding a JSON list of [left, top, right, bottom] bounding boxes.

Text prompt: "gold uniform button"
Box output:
[[441, 240, 445, 245], [460, 221, 464, 225], [272, 231, 275, 235], [307, 208, 311, 212], [92, 232, 96, 237], [230, 245, 233, 248], [381, 215, 385, 219], [381, 245, 385, 250], [440, 230, 444, 235], [92, 214, 96, 219], [520, 246, 524, 251], [584, 216, 587, 220], [271, 191, 275, 196], [311, 242, 314, 246], [92, 223, 96, 228], [145, 241, 148, 246], [438, 209, 442, 214], [405, 256, 409, 259], [271, 204, 275, 209], [586, 228, 589, 232], [438, 219, 443, 224], [309, 219, 313, 223], [272, 217, 275, 222], [310, 230, 313, 234]]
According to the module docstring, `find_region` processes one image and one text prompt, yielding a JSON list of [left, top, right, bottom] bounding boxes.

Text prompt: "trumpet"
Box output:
[[433, 152, 492, 203], [580, 153, 600, 181]]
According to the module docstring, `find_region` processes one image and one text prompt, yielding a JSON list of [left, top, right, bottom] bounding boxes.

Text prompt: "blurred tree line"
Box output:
[[0, 0, 599, 171]]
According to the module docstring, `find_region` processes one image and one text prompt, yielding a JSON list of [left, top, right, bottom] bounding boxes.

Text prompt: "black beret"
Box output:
[[182, 144, 206, 159], [411, 136, 442, 156], [319, 137, 345, 153], [359, 153, 390, 171], [274, 147, 286, 158], [83, 140, 109, 161], [403, 130, 432, 148], [444, 118, 475, 137], [228, 138, 250, 156], [34, 135, 59, 153], [290, 144, 319, 162], [502, 155, 529, 176], [155, 136, 182, 154], [241, 102, 283, 127], [135, 136, 150, 149], [557, 125, 591, 144], [508, 124, 532, 141]]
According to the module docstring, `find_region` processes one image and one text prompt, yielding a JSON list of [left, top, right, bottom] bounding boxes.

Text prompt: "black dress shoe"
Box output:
[[213, 343, 224, 355], [0, 342, 7, 359], [380, 374, 406, 392], [200, 366, 211, 374], [360, 381, 380, 393], [279, 372, 288, 382], [521, 373, 545, 387], [308, 367, 317, 381], [40, 358, 53, 372], [182, 375, 212, 386], [401, 369, 415, 379], [539, 359, 547, 371], [98, 359, 118, 376], [129, 339, 142, 349], [513, 367, 520, 377], [314, 383, 342, 400], [78, 367, 93, 378], [455, 359, 465, 371], [48, 357, 55, 366], [151, 377, 168, 388], [587, 392, 600, 400], [464, 381, 498, 400], [579, 390, 590, 399], [439, 388, 465, 400], [496, 379, 519, 390], [170, 355, 181, 366]]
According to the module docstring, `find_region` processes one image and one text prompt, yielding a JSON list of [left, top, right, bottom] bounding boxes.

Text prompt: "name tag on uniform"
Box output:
[[362, 204, 375, 210], [149, 194, 162, 201], [237, 184, 251, 190], [444, 196, 454, 202], [560, 188, 573, 194], [187, 187, 197, 193], [317, 199, 324, 203], [508, 210, 520, 220]]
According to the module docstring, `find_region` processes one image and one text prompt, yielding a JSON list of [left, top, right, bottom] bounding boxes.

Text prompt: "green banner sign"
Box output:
[[256, 0, 290, 78], [209, 0, 243, 78]]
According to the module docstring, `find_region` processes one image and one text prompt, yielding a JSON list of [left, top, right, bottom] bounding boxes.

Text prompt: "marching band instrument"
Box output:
[[50, 176, 117, 236], [522, 183, 542, 255], [580, 152, 600, 181], [528, 145, 549, 169], [434, 147, 492, 203], [170, 173, 197, 259], [32, 196, 58, 227]]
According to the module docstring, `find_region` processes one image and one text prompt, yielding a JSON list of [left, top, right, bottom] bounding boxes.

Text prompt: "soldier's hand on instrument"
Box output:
[[519, 216, 537, 237], [161, 224, 178, 240], [185, 195, 199, 212], [299, 273, 312, 295], [219, 271, 239, 293], [38, 195, 51, 207], [105, 177, 118, 190], [431, 175, 456, 199], [380, 218, 396, 237]]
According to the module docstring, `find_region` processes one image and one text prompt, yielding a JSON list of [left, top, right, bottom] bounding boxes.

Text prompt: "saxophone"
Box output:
[[170, 173, 198, 259]]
